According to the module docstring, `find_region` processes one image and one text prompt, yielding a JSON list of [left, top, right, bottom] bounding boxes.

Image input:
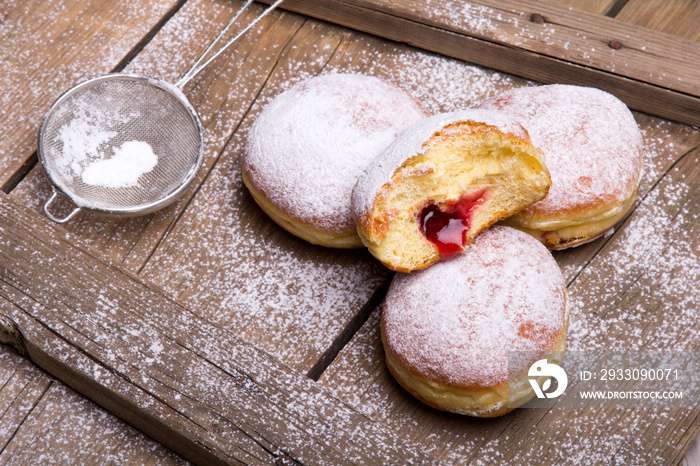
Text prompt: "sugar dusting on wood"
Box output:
[[319, 72, 700, 462], [0, 346, 187, 465], [3, 1, 699, 461], [53, 104, 159, 188], [135, 44, 532, 370], [244, 73, 427, 234], [0, 0, 181, 181]]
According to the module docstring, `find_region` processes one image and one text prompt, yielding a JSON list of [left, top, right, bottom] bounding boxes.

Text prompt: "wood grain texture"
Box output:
[[265, 0, 700, 126], [0, 0, 186, 190], [9, 4, 394, 375], [0, 192, 432, 465], [617, 0, 700, 42], [6, 5, 384, 376], [553, 114, 700, 283], [319, 121, 700, 462], [2, 0, 699, 463], [0, 344, 186, 464], [0, 347, 52, 454], [9, 0, 306, 271], [549, 0, 617, 15]]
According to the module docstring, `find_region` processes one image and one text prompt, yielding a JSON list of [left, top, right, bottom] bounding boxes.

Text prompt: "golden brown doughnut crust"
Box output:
[[243, 73, 427, 248], [479, 85, 644, 249]]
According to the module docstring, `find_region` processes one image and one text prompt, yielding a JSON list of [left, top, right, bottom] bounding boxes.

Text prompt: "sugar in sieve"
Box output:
[[38, 0, 284, 223]]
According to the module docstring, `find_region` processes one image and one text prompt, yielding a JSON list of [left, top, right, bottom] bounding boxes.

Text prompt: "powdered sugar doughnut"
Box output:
[[381, 226, 569, 417], [479, 85, 643, 249], [242, 74, 427, 248], [352, 109, 551, 272]]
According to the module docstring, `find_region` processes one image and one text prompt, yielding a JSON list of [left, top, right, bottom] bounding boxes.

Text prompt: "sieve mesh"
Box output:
[[38, 74, 203, 214]]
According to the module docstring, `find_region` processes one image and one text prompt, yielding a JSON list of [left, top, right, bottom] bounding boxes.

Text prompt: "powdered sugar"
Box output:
[[55, 108, 120, 178], [361, 49, 529, 114], [82, 140, 158, 188], [49, 95, 162, 191], [351, 109, 531, 222], [243, 73, 427, 234], [479, 85, 644, 217], [383, 226, 567, 387], [567, 173, 699, 352]]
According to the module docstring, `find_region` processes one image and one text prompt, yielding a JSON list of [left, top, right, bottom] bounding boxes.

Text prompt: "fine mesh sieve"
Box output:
[[38, 0, 284, 223]]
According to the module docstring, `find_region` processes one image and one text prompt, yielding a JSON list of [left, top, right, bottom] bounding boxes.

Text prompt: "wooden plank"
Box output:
[[7, 0, 307, 271], [549, 0, 617, 15], [0, 192, 432, 465], [318, 124, 700, 461], [0, 357, 187, 464], [264, 0, 700, 126], [11, 8, 393, 374], [0, 0, 187, 191], [617, 0, 700, 42], [0, 346, 52, 453]]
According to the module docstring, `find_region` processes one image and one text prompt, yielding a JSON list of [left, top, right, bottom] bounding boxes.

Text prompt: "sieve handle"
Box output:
[[175, 0, 285, 89], [43, 189, 82, 224]]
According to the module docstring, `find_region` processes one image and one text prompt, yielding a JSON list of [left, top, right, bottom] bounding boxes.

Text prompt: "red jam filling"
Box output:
[[418, 190, 487, 259]]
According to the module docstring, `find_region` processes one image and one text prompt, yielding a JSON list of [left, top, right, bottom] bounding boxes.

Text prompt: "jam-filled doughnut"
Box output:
[[351, 109, 551, 272], [242, 73, 427, 248], [381, 226, 569, 417], [479, 84, 644, 249]]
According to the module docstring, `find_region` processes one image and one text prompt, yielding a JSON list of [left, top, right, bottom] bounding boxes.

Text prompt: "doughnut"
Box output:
[[381, 226, 570, 417], [242, 73, 428, 248], [351, 109, 551, 272], [478, 84, 644, 249]]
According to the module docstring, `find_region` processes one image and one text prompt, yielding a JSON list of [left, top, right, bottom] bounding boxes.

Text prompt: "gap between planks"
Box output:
[[262, 0, 700, 126], [0, 374, 54, 457], [0, 0, 190, 196], [0, 191, 433, 465], [564, 139, 700, 290]]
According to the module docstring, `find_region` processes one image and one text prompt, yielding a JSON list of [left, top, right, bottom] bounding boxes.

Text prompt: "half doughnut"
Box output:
[[352, 109, 551, 272]]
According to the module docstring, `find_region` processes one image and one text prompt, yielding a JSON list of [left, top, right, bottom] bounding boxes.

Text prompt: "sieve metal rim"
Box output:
[[37, 72, 205, 220]]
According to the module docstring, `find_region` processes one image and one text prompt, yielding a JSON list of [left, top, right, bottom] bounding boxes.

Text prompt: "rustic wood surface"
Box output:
[[618, 0, 700, 42], [0, 346, 186, 465], [0, 0, 699, 463], [0, 0, 188, 191], [319, 140, 700, 463], [265, 0, 700, 126], [0, 193, 433, 464]]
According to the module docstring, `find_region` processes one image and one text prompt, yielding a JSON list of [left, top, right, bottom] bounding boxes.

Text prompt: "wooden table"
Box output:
[[1, 0, 699, 463]]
